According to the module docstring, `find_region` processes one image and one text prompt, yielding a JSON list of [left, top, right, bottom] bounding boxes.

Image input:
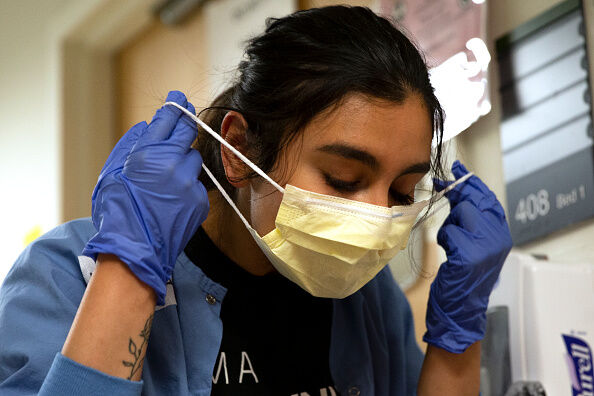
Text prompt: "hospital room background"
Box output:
[[1, 0, 593, 394]]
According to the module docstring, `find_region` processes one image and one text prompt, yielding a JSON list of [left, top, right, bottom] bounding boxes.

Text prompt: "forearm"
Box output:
[[417, 341, 481, 396], [62, 254, 157, 381]]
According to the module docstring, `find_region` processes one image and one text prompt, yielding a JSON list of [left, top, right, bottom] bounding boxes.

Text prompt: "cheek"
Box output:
[[249, 185, 283, 236], [285, 162, 340, 197], [248, 157, 334, 236], [250, 165, 328, 236]]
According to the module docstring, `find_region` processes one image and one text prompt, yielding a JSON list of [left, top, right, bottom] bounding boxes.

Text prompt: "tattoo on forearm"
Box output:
[[122, 313, 154, 380]]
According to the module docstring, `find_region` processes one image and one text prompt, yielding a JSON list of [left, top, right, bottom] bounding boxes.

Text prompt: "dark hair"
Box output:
[[194, 5, 446, 197]]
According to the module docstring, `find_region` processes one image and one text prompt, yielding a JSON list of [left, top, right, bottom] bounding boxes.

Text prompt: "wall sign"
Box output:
[[497, 0, 594, 245]]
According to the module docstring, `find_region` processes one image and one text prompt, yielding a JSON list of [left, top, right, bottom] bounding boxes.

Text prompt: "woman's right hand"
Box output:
[[82, 90, 209, 305]]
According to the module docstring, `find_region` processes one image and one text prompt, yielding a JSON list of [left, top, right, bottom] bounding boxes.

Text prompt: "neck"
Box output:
[[201, 190, 275, 276]]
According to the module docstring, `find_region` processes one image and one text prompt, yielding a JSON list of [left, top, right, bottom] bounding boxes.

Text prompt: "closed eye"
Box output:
[[324, 172, 414, 205], [322, 173, 361, 192], [390, 190, 414, 205]]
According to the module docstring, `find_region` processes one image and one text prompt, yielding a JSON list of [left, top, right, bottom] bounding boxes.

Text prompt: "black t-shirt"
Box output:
[[184, 227, 339, 396]]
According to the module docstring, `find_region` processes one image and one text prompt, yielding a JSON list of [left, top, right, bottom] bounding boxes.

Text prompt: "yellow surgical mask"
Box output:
[[166, 102, 472, 298]]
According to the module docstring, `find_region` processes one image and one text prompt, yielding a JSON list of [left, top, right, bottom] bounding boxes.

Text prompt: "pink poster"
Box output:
[[375, 0, 490, 141]]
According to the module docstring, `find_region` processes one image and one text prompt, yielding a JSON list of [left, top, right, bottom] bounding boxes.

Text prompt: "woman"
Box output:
[[0, 5, 512, 396]]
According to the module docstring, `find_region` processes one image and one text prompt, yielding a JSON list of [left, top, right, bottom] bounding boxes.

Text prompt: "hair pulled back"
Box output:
[[195, 5, 446, 196]]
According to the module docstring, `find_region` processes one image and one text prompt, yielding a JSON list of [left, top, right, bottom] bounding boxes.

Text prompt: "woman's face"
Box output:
[[244, 92, 434, 237]]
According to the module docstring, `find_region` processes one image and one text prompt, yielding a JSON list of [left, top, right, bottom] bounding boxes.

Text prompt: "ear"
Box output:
[[220, 111, 250, 188]]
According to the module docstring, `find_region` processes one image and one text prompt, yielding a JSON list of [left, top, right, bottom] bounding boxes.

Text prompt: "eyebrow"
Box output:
[[317, 143, 379, 170], [316, 143, 431, 176], [400, 162, 431, 176]]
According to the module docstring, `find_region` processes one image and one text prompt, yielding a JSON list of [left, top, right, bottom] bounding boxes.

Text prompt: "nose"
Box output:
[[358, 186, 393, 208]]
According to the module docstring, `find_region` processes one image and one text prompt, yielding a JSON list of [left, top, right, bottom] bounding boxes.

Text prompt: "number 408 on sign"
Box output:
[[514, 186, 587, 224], [515, 189, 550, 224]]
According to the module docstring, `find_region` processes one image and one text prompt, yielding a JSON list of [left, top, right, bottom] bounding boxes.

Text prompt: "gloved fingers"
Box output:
[[436, 223, 469, 257], [437, 163, 498, 213], [191, 177, 210, 223], [168, 100, 199, 150], [442, 199, 508, 248], [175, 178, 210, 253], [193, 177, 209, 207], [169, 149, 204, 189], [482, 197, 507, 221], [185, 100, 196, 118], [181, 100, 196, 127], [181, 149, 204, 178], [445, 186, 506, 221], [450, 178, 506, 219], [451, 201, 510, 245], [143, 90, 188, 143], [451, 160, 470, 179], [178, 151, 209, 219], [100, 121, 147, 176], [432, 160, 473, 195], [452, 160, 496, 200], [448, 201, 484, 233]]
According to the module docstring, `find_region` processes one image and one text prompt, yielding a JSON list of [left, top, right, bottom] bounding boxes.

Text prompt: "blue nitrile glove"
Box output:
[[423, 160, 513, 353], [82, 91, 209, 305]]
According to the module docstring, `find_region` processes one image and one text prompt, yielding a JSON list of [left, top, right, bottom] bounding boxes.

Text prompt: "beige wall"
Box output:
[[117, 17, 211, 133], [0, 0, 70, 283], [0, 0, 107, 284], [116, 0, 591, 349], [0, 0, 153, 286], [117, 0, 374, 130]]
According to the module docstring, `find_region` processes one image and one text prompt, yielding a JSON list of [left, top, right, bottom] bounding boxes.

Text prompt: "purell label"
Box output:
[[563, 334, 594, 396]]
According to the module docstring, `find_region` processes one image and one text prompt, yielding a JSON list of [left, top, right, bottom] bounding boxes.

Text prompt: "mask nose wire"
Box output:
[[164, 101, 285, 194]]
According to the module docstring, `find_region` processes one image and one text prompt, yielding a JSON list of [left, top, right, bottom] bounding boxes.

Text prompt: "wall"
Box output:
[[0, 0, 81, 283], [117, 15, 211, 132], [0, 0, 153, 285]]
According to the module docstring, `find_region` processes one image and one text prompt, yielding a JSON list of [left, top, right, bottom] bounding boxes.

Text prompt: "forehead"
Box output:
[[301, 93, 433, 167]]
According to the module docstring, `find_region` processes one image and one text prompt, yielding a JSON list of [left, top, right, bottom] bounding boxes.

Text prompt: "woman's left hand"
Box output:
[[423, 160, 513, 354]]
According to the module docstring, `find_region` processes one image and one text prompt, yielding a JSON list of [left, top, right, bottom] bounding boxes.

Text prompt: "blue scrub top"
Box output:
[[0, 218, 423, 395]]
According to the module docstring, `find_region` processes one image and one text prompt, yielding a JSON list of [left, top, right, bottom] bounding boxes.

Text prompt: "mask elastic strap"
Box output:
[[413, 171, 474, 229], [164, 101, 285, 193], [431, 172, 474, 202], [201, 162, 255, 231]]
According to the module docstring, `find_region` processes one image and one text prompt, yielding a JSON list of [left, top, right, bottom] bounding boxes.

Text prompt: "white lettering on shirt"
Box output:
[[239, 351, 259, 384], [212, 352, 229, 384], [291, 386, 337, 396], [320, 387, 337, 396], [212, 351, 334, 394]]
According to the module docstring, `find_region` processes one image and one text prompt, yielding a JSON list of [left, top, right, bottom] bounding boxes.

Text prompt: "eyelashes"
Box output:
[[322, 173, 414, 205], [323, 173, 360, 192], [392, 191, 414, 205]]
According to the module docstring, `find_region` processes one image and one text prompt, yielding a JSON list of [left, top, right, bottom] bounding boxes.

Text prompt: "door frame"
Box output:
[[57, 0, 153, 221]]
